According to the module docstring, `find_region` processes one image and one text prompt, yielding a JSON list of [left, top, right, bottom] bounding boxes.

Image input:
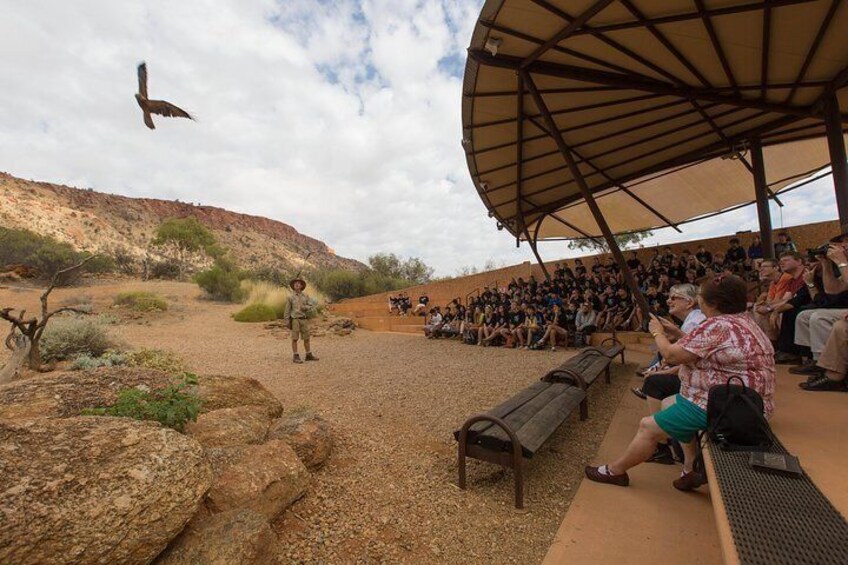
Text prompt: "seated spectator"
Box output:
[[536, 303, 569, 351], [798, 314, 848, 391], [523, 305, 545, 349], [753, 253, 805, 340], [695, 245, 712, 268], [774, 231, 797, 257], [481, 305, 508, 346], [610, 287, 637, 331], [626, 251, 642, 271], [790, 232, 848, 369], [398, 293, 412, 316], [575, 302, 597, 346], [725, 237, 746, 274], [585, 275, 774, 490], [660, 247, 676, 266], [413, 293, 430, 316], [388, 295, 399, 315], [632, 284, 705, 463], [423, 307, 443, 338], [747, 235, 764, 271]]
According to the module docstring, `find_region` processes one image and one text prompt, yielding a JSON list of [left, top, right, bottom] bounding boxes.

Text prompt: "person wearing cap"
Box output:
[[284, 278, 318, 364]]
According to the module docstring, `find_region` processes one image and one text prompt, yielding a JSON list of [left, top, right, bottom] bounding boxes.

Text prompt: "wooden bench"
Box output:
[[540, 340, 625, 418], [455, 381, 587, 509], [703, 438, 848, 565]]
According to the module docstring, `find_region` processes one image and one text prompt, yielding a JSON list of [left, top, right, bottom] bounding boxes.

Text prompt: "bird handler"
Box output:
[[284, 277, 319, 364]]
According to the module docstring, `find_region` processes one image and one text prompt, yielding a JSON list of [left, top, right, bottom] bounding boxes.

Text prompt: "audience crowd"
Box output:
[[412, 228, 848, 491]]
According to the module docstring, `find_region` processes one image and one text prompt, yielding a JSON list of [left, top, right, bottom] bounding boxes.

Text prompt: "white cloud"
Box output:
[[0, 1, 839, 276]]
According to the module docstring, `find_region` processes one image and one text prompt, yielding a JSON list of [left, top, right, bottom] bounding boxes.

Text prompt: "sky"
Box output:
[[0, 0, 839, 276]]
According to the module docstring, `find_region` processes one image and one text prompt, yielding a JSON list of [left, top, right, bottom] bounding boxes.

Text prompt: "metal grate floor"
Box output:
[[709, 439, 848, 565]]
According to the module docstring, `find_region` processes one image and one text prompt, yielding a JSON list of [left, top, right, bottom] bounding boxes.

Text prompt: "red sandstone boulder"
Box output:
[[0, 417, 212, 565], [155, 508, 276, 565], [204, 440, 309, 520], [266, 410, 332, 470]]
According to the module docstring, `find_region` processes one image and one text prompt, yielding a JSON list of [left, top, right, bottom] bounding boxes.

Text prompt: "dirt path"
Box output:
[[0, 280, 631, 564]]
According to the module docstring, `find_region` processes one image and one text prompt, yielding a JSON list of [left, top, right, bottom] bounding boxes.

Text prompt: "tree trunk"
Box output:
[[27, 337, 42, 372], [0, 334, 31, 384]]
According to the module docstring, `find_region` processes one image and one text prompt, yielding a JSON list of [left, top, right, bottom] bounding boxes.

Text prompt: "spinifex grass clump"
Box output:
[[232, 303, 277, 323], [114, 291, 168, 312], [82, 372, 202, 432]]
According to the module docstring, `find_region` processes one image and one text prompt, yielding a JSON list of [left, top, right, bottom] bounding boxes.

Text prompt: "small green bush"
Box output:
[[125, 348, 186, 373], [114, 291, 168, 312], [71, 350, 128, 370], [82, 372, 201, 432], [233, 303, 277, 322], [194, 259, 245, 302], [40, 316, 117, 362]]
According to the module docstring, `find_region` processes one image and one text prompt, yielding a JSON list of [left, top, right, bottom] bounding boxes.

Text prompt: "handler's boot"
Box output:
[[293, 354, 303, 364], [305, 352, 319, 362]]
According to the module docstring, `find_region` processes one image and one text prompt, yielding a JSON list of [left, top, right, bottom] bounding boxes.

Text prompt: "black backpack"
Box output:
[[705, 376, 773, 452]]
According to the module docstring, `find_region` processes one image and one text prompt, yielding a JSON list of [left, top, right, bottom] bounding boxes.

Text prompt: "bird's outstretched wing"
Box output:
[[137, 62, 148, 99], [146, 100, 194, 120]]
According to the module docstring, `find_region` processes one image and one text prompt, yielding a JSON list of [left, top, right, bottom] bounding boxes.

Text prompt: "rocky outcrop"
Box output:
[[0, 368, 282, 421], [266, 410, 333, 470], [0, 171, 365, 274], [196, 374, 282, 418], [186, 405, 273, 448], [0, 417, 212, 565], [205, 440, 309, 520], [155, 509, 275, 565]]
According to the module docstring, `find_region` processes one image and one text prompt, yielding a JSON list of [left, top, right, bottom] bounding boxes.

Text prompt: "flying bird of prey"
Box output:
[[135, 62, 194, 130]]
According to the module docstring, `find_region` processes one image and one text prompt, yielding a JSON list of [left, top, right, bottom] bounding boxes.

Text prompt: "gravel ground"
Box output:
[[0, 280, 632, 564]]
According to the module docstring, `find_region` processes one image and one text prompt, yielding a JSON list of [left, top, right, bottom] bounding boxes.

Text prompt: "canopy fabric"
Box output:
[[462, 0, 848, 241]]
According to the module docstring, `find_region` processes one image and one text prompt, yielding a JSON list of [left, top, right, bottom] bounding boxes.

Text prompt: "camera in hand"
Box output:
[[807, 244, 829, 260]]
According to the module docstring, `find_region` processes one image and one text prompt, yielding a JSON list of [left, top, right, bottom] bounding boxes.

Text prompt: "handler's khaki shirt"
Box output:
[[285, 292, 314, 319]]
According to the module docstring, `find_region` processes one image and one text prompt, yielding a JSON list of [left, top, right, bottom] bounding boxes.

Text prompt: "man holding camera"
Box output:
[[284, 277, 319, 364], [789, 231, 848, 388]]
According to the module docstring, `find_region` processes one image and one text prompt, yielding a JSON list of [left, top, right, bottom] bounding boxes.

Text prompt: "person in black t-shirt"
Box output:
[[695, 245, 712, 267], [626, 251, 642, 271], [503, 305, 527, 348], [574, 258, 587, 277], [725, 237, 746, 274], [535, 303, 569, 351]]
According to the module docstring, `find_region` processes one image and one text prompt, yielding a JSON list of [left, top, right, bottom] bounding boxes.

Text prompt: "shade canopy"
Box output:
[[462, 0, 848, 241]]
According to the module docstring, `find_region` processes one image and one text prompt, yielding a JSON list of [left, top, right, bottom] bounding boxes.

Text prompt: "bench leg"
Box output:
[[514, 456, 524, 509], [605, 365, 611, 384], [580, 398, 589, 421], [458, 439, 468, 491]]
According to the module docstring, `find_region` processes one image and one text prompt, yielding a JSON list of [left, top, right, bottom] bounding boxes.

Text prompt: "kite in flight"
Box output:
[[135, 62, 194, 129]]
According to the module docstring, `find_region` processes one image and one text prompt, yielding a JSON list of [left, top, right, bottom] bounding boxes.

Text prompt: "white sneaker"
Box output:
[[551, 347, 556, 352]]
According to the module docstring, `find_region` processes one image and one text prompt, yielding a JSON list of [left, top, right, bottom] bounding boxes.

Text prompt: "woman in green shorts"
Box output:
[[585, 275, 775, 491]]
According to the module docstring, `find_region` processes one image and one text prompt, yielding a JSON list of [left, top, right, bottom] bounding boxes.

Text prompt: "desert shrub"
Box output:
[[149, 259, 181, 280], [311, 269, 409, 301], [40, 315, 117, 361], [194, 258, 245, 302], [233, 303, 277, 323], [82, 372, 201, 432], [110, 246, 138, 275], [0, 227, 113, 280], [114, 291, 168, 312], [125, 348, 186, 373], [70, 350, 128, 370]]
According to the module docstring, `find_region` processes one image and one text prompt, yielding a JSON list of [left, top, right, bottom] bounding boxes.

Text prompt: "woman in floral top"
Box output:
[[585, 275, 775, 491]]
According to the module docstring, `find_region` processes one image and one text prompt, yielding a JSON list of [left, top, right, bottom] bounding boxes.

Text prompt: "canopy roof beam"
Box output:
[[565, 0, 821, 36], [751, 137, 776, 259], [520, 0, 616, 69], [468, 49, 827, 119], [523, 71, 651, 320], [785, 0, 841, 104]]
